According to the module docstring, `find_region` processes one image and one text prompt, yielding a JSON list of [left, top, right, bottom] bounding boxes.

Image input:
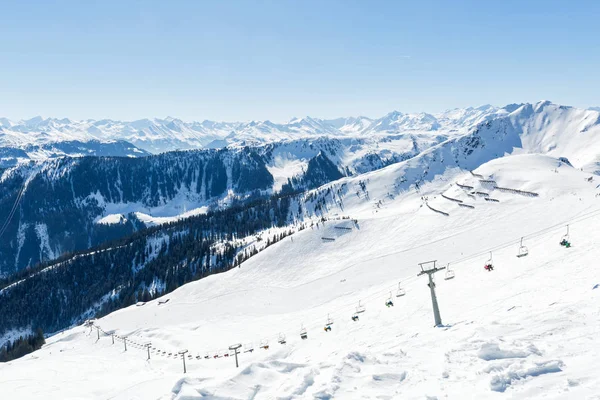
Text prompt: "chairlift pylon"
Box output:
[[444, 263, 455, 280], [484, 251, 494, 271], [517, 237, 529, 258], [396, 282, 406, 297]]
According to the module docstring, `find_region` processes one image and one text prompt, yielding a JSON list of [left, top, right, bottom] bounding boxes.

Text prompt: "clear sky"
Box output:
[[0, 0, 598, 122]]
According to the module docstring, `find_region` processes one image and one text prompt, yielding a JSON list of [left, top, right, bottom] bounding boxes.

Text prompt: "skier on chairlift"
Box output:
[[484, 263, 494, 271]]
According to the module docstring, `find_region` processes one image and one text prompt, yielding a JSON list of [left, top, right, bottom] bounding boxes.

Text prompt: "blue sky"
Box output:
[[0, 0, 598, 121]]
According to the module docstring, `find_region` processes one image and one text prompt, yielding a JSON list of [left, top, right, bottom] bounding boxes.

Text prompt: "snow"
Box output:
[[133, 207, 209, 227], [0, 105, 502, 154], [96, 214, 128, 225], [2, 153, 600, 399], [266, 154, 308, 192]]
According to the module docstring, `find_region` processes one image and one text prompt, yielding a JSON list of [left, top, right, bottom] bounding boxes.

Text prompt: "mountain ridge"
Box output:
[[0, 104, 505, 154]]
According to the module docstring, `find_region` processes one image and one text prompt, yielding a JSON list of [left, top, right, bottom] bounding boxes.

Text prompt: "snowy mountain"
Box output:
[[1, 101, 600, 276], [0, 140, 150, 168], [0, 134, 449, 275], [2, 102, 600, 398], [2, 151, 600, 399], [0, 105, 503, 155]]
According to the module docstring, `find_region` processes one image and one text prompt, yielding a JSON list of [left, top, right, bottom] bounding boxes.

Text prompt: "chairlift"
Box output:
[[484, 251, 494, 271], [244, 343, 254, 353], [516, 237, 529, 258], [260, 339, 269, 350], [300, 325, 308, 340], [204, 352, 210, 359], [444, 263, 455, 280], [560, 225, 571, 248], [396, 282, 406, 297], [278, 333, 287, 345], [324, 314, 333, 331], [351, 313, 359, 321], [385, 292, 394, 307], [355, 301, 366, 314]]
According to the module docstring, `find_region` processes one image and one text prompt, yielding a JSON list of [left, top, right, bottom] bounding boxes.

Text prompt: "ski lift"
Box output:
[[385, 292, 394, 307], [278, 333, 287, 345], [396, 282, 406, 297], [484, 252, 494, 271], [300, 325, 308, 340], [260, 339, 269, 350], [444, 263, 455, 280], [351, 313, 359, 321], [516, 237, 529, 257], [355, 301, 366, 314], [560, 225, 571, 248], [204, 352, 210, 359], [243, 343, 254, 353]]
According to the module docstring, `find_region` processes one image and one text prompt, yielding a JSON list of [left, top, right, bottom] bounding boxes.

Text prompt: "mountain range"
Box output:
[[1, 105, 504, 156]]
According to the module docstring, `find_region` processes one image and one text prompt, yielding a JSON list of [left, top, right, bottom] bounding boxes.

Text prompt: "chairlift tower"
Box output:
[[179, 350, 188, 373], [417, 260, 445, 327], [144, 342, 152, 360], [229, 343, 242, 368]]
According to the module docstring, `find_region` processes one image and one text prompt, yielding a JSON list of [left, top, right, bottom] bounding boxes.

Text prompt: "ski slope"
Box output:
[[1, 154, 600, 399]]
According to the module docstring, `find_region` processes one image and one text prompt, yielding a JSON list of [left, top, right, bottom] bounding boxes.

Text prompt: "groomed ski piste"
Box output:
[[2, 153, 600, 399]]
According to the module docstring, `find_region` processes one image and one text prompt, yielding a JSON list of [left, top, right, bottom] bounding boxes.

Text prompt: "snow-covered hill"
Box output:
[[2, 153, 599, 399], [0, 140, 151, 168]]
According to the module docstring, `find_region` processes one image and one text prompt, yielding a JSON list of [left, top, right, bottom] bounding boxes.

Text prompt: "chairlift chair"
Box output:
[[560, 225, 571, 248], [355, 301, 366, 313], [324, 314, 333, 331], [396, 282, 406, 297], [300, 325, 308, 340], [444, 263, 455, 280], [278, 333, 287, 345], [516, 237, 529, 257], [351, 313, 359, 321], [244, 343, 254, 353], [385, 292, 394, 307], [260, 339, 269, 350], [484, 252, 494, 271]]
